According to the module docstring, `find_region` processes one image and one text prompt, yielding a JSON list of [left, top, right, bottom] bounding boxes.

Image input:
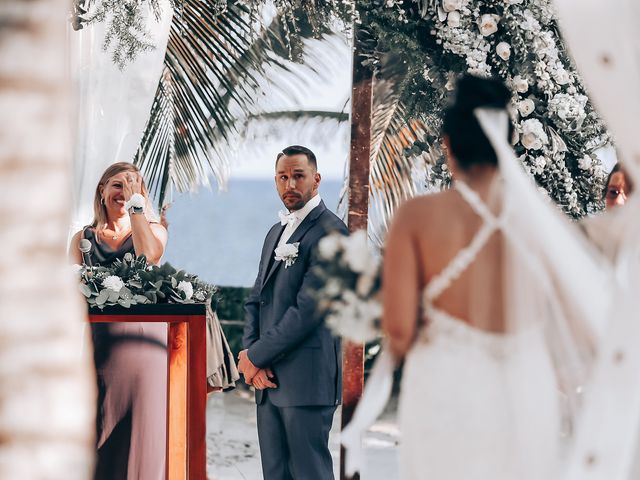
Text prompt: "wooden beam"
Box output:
[[341, 19, 374, 480]]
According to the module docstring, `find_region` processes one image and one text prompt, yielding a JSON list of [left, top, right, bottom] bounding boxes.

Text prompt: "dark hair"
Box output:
[[276, 145, 318, 170], [604, 163, 634, 198], [442, 74, 513, 170]]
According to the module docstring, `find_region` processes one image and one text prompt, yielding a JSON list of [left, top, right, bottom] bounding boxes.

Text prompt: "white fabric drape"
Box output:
[[553, 2, 640, 478], [69, 1, 173, 232]]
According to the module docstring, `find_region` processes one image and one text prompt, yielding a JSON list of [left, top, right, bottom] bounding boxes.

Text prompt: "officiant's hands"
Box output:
[[122, 171, 144, 201], [238, 350, 277, 390]]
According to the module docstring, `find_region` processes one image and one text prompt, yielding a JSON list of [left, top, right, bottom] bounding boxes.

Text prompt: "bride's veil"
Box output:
[[474, 108, 611, 463], [549, 0, 640, 476]]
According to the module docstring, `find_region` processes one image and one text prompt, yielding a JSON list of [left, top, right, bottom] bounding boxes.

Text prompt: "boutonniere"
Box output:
[[274, 242, 300, 268]]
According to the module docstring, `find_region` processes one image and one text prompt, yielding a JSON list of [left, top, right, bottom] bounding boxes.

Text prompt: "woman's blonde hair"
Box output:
[[91, 162, 158, 237]]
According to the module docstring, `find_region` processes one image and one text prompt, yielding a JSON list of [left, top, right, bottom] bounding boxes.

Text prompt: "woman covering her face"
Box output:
[[70, 162, 168, 480]]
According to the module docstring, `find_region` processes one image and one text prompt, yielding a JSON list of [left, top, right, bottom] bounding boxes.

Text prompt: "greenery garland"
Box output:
[[76, 253, 217, 309], [359, 0, 611, 217]]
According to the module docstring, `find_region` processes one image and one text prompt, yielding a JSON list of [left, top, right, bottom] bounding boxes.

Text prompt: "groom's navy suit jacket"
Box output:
[[243, 201, 347, 407]]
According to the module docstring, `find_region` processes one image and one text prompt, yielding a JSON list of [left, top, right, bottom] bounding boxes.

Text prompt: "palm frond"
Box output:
[[135, 0, 350, 208]]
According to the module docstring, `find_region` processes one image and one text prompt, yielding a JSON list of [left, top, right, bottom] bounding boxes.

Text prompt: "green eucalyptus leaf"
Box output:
[[96, 289, 109, 306], [79, 283, 92, 298]]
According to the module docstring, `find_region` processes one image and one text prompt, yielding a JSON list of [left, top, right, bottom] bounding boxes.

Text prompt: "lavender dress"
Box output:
[[84, 228, 167, 480]]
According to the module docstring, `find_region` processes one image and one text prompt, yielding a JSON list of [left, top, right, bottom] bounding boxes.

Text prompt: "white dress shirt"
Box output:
[[278, 194, 322, 247]]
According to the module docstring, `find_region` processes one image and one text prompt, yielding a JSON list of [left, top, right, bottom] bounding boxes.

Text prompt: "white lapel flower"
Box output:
[[274, 242, 300, 268]]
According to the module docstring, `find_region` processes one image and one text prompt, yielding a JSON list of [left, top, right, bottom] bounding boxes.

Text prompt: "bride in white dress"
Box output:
[[379, 75, 604, 480]]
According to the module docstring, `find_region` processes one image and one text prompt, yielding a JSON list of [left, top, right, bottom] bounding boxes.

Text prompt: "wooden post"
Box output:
[[89, 304, 208, 480], [341, 20, 374, 480]]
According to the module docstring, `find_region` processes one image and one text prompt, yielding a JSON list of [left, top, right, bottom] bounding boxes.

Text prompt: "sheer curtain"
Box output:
[[69, 1, 173, 233]]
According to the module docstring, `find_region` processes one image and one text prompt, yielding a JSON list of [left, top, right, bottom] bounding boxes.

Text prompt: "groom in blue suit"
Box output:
[[239, 145, 347, 480]]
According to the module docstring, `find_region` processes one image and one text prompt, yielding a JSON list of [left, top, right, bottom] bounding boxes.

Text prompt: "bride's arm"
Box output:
[[382, 201, 422, 361]]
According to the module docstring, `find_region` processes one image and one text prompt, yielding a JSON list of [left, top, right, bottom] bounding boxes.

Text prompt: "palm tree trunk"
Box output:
[[0, 1, 95, 478], [341, 23, 373, 480]]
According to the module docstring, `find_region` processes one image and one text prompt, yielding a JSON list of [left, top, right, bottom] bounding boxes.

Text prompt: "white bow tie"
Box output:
[[278, 210, 297, 227]]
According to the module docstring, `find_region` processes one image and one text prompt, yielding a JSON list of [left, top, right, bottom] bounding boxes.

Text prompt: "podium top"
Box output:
[[89, 303, 207, 317]]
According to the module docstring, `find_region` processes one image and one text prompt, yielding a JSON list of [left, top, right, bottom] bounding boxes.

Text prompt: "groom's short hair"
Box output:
[[276, 145, 317, 170]]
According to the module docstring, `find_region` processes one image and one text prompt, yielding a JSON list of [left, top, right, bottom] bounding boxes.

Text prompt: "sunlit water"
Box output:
[[163, 179, 342, 287]]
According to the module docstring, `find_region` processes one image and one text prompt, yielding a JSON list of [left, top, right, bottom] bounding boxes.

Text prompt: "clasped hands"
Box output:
[[238, 350, 277, 390]]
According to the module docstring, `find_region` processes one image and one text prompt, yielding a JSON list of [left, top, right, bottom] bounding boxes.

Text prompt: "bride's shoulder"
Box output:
[[397, 190, 454, 215]]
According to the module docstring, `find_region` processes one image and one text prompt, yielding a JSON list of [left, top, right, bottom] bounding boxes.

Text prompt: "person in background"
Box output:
[[70, 162, 167, 480], [604, 163, 634, 210]]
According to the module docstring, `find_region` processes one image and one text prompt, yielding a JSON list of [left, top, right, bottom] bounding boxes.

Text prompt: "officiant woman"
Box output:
[[70, 162, 168, 480]]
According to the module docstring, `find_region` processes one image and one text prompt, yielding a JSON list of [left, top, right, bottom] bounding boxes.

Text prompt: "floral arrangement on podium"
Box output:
[[76, 253, 217, 309], [313, 230, 382, 343]]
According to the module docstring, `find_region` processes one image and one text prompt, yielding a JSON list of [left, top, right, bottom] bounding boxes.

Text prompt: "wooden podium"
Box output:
[[89, 304, 208, 480]]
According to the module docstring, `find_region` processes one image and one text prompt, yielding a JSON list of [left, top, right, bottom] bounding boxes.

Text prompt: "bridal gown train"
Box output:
[[398, 182, 561, 480]]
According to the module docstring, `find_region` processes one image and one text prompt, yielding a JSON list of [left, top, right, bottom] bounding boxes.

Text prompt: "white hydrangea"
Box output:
[[521, 119, 549, 150], [102, 275, 124, 293], [177, 280, 194, 300], [553, 68, 571, 85], [578, 155, 593, 170], [532, 156, 547, 174], [548, 93, 588, 130]]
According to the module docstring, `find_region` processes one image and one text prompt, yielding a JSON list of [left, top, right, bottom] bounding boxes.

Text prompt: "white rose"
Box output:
[[513, 75, 529, 93], [318, 234, 341, 260], [177, 280, 194, 300], [479, 14, 499, 36], [102, 275, 124, 293], [496, 42, 511, 60], [507, 0, 524, 3], [518, 99, 535, 117], [521, 119, 549, 151], [442, 0, 463, 12], [578, 155, 593, 170], [553, 69, 571, 85], [447, 10, 461, 28]]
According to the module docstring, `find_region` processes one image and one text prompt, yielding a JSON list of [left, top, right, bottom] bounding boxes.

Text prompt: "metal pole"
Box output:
[[341, 19, 373, 480]]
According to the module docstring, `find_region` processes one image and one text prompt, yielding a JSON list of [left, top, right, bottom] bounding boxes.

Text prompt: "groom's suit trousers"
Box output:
[[257, 390, 336, 480]]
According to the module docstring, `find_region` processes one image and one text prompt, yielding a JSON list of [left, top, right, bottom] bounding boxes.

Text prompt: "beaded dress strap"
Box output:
[[423, 181, 505, 303]]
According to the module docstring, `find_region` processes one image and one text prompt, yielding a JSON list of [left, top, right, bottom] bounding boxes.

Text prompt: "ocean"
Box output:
[[162, 179, 343, 287]]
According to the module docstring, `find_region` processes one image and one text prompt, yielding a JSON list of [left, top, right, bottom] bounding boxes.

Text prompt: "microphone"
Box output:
[[79, 239, 93, 268]]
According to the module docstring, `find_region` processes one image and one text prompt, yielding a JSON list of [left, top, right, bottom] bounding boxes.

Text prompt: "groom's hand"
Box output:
[[238, 349, 259, 384], [252, 368, 277, 390]]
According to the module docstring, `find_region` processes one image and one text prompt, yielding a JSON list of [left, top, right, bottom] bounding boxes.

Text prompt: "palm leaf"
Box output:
[[135, 0, 350, 208]]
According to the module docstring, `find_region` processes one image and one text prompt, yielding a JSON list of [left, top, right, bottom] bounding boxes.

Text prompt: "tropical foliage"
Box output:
[[356, 0, 610, 228], [73, 0, 611, 243]]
